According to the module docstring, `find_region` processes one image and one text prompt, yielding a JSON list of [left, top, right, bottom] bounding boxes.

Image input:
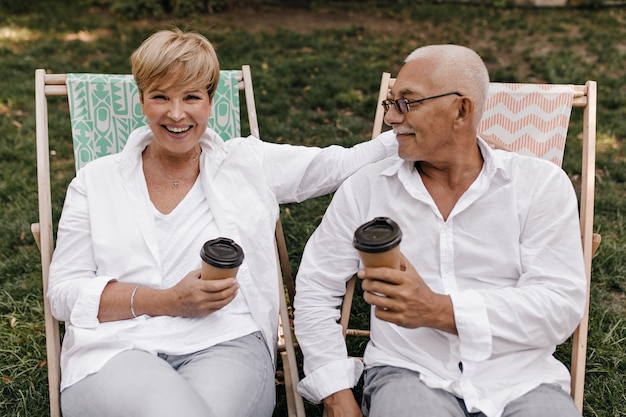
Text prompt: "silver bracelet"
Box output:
[[130, 285, 140, 318]]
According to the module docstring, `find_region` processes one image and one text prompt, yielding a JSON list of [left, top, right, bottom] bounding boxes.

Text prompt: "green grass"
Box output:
[[1, 2, 626, 416]]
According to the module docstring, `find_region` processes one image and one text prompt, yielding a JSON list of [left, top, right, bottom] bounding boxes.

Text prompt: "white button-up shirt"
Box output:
[[294, 137, 586, 417], [48, 126, 397, 391]]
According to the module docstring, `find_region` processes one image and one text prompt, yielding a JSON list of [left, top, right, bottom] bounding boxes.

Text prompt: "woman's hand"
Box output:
[[97, 270, 239, 322], [166, 269, 240, 317], [482, 134, 512, 151]]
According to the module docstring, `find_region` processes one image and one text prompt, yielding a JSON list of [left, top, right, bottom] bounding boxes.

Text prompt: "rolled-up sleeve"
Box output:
[[294, 177, 366, 402], [263, 130, 397, 203], [297, 358, 364, 403], [48, 174, 116, 328]]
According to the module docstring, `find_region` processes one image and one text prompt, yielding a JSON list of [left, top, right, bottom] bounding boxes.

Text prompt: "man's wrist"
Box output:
[[323, 388, 355, 407]]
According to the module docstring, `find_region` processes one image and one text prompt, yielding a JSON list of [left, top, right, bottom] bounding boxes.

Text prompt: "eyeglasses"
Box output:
[[381, 92, 462, 114]]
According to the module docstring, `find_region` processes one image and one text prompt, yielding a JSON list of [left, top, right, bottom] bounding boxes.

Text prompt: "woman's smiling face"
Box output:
[[140, 78, 212, 155]]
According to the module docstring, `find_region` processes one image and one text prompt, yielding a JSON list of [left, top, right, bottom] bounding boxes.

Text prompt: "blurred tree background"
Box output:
[[0, 0, 619, 18]]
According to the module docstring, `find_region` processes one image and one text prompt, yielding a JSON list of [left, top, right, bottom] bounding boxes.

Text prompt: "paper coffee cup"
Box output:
[[200, 237, 245, 280], [353, 217, 402, 269]]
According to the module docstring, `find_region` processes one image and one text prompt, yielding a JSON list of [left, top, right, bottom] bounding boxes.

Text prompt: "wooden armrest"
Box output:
[[592, 233, 601, 257], [31, 223, 41, 251]]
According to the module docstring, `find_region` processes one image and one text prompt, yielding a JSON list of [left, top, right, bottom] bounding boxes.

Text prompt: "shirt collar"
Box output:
[[380, 135, 511, 184], [476, 135, 512, 183], [116, 126, 226, 178]]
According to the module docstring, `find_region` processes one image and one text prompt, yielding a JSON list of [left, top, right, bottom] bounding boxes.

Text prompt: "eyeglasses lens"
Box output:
[[397, 100, 409, 114], [382, 99, 412, 114]]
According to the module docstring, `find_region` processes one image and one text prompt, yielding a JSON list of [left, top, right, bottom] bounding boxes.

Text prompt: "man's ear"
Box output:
[[455, 96, 473, 124]]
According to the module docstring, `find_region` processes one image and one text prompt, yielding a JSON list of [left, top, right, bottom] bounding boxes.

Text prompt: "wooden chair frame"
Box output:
[[337, 74, 599, 413], [32, 66, 305, 417]]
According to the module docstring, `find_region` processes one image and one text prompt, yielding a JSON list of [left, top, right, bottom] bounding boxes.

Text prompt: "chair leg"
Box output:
[[282, 350, 297, 417], [281, 337, 307, 417]]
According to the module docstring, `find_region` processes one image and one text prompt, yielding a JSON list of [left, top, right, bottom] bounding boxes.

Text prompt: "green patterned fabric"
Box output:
[[67, 71, 241, 171]]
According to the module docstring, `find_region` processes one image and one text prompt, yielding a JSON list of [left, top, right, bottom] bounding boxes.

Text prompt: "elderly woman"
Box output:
[[48, 28, 396, 417]]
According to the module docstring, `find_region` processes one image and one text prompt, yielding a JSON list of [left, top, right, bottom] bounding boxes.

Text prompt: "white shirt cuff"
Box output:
[[451, 289, 492, 361], [297, 358, 364, 403], [69, 276, 117, 328]]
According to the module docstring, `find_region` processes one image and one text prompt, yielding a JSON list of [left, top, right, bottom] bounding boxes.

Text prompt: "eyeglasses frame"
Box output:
[[381, 92, 462, 114]]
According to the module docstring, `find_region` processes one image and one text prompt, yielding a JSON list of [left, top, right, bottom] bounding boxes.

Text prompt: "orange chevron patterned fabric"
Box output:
[[478, 83, 574, 167]]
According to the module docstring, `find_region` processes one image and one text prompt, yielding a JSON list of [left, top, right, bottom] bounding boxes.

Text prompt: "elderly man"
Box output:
[[293, 44, 585, 417]]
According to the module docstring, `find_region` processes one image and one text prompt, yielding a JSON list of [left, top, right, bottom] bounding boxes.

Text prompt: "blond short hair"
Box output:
[[131, 28, 220, 99]]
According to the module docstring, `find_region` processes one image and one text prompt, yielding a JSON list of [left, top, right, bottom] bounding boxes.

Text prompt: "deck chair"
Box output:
[[32, 66, 305, 417], [337, 74, 600, 413]]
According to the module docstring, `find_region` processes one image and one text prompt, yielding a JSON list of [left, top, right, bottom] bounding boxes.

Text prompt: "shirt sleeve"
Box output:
[[264, 130, 397, 204], [451, 164, 587, 361], [47, 173, 116, 328], [293, 177, 367, 403]]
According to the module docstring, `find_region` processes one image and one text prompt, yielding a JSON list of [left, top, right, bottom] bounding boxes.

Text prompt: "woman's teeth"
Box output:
[[167, 126, 191, 133]]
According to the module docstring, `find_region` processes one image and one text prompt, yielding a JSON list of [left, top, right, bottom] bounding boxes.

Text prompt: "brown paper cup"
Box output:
[[358, 244, 401, 269], [200, 262, 240, 281], [353, 217, 402, 270], [199, 237, 245, 280]]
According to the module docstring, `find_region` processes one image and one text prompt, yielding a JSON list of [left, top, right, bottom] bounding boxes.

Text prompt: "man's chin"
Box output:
[[397, 148, 418, 162]]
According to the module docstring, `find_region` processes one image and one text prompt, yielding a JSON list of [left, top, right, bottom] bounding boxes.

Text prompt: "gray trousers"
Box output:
[[61, 331, 275, 417], [362, 365, 581, 417]]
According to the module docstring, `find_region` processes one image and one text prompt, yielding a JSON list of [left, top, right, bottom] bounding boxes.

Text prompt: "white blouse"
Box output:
[[48, 126, 397, 390]]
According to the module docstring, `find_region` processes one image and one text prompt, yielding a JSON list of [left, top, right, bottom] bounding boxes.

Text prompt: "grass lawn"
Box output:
[[1, 2, 625, 416]]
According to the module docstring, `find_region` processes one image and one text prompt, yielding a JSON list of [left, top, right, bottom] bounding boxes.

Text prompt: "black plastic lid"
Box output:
[[353, 217, 402, 253], [200, 237, 245, 268]]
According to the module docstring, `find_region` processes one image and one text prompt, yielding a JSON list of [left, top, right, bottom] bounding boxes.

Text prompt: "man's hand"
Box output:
[[323, 389, 362, 417], [357, 253, 457, 334]]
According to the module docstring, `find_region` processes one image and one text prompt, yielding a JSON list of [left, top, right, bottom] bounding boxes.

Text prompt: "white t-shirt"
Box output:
[[140, 178, 258, 355]]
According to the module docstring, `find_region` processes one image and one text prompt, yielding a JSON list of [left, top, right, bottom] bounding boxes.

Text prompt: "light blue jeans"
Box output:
[[362, 366, 581, 417], [61, 331, 275, 417]]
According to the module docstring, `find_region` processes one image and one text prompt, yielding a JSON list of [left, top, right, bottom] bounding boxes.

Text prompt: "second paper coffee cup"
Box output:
[[353, 217, 402, 269], [200, 237, 245, 280]]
